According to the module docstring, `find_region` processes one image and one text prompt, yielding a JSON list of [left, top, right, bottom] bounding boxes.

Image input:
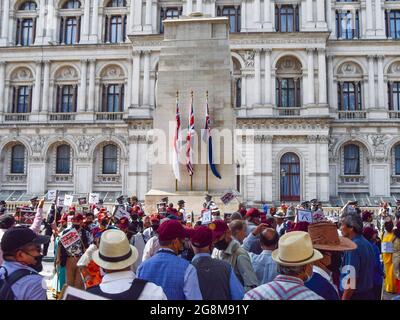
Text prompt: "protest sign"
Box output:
[[297, 209, 313, 223], [89, 193, 100, 204], [64, 194, 74, 207], [202, 210, 212, 225], [221, 192, 236, 205], [15, 207, 36, 225], [47, 190, 57, 201], [114, 207, 131, 221], [60, 227, 83, 255], [78, 197, 87, 205], [57, 198, 64, 207], [60, 286, 108, 300], [382, 242, 394, 253]]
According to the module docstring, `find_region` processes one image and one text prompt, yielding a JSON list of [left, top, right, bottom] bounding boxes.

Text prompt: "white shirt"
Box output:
[[99, 270, 167, 300], [142, 235, 160, 262], [130, 233, 145, 273]]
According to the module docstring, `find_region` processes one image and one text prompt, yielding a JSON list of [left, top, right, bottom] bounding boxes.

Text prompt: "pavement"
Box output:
[[39, 237, 56, 300]]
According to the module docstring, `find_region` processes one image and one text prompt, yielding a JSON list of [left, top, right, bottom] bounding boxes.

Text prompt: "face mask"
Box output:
[[23, 251, 43, 273], [214, 238, 229, 251]]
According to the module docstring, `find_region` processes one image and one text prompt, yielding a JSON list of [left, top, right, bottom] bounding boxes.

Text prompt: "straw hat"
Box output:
[[92, 229, 138, 270], [272, 231, 323, 266], [308, 222, 357, 251], [275, 209, 286, 218]]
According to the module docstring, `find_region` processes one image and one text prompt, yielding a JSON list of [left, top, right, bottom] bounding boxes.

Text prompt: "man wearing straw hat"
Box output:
[[244, 231, 324, 300], [306, 221, 357, 300], [87, 229, 166, 300]]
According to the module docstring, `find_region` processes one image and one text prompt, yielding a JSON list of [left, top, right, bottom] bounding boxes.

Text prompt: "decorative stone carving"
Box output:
[[30, 136, 48, 153], [368, 134, 391, 155], [76, 135, 95, 153], [338, 62, 362, 76], [101, 65, 124, 79], [389, 62, 400, 74], [243, 51, 255, 68], [11, 68, 32, 81], [56, 66, 78, 80]]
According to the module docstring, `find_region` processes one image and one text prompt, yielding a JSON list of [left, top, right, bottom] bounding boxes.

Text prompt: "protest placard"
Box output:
[[221, 192, 236, 205], [202, 210, 212, 225], [57, 198, 64, 207], [382, 242, 394, 254], [114, 207, 131, 221], [89, 193, 100, 204], [78, 197, 87, 205], [47, 190, 57, 201], [15, 207, 36, 225], [60, 286, 109, 300], [64, 194, 74, 207], [297, 209, 313, 223], [60, 228, 82, 255]]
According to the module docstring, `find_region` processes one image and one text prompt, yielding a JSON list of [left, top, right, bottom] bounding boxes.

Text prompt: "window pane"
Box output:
[[11, 145, 25, 174], [64, 0, 81, 9], [344, 144, 360, 175], [56, 145, 71, 174], [103, 145, 118, 174]]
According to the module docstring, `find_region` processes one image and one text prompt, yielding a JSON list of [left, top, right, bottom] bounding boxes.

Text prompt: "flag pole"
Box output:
[[190, 90, 194, 192], [206, 91, 209, 192], [190, 175, 193, 191], [175, 90, 179, 192]]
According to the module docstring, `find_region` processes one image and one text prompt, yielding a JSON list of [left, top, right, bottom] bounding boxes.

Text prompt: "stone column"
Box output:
[[132, 0, 143, 32], [329, 0, 336, 38], [79, 59, 88, 112], [264, 49, 271, 105], [318, 48, 327, 105], [82, 0, 91, 41], [306, 0, 313, 23], [1, 0, 10, 45], [32, 61, 42, 113], [186, 0, 193, 15], [327, 55, 335, 110], [42, 60, 50, 113], [35, 0, 46, 44], [46, 0, 56, 42], [368, 55, 376, 108], [125, 58, 132, 110], [4, 81, 10, 113], [241, 1, 247, 31], [0, 62, 5, 113], [132, 50, 141, 107], [254, 136, 262, 201], [144, 0, 152, 32], [316, 0, 326, 28], [375, 0, 385, 36], [88, 59, 96, 112], [90, 0, 99, 42], [254, 0, 261, 24], [196, 0, 203, 13], [264, 0, 272, 30], [254, 49, 261, 105], [307, 48, 315, 105], [48, 80, 54, 113], [262, 136, 273, 202], [366, 0, 373, 35], [377, 55, 385, 109], [143, 51, 151, 106]]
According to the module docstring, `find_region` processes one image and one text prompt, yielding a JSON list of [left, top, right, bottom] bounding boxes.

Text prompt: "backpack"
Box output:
[[87, 278, 148, 300], [0, 267, 37, 300]]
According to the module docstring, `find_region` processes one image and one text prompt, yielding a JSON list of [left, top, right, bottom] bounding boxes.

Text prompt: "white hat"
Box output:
[[272, 231, 323, 267], [92, 229, 138, 270]]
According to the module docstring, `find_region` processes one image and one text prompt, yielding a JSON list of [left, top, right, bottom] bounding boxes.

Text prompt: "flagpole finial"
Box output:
[[176, 90, 179, 98], [191, 90, 194, 97], [206, 90, 208, 97]]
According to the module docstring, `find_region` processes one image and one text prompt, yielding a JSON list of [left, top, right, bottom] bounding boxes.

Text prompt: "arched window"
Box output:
[[103, 145, 118, 174], [100, 65, 125, 113], [107, 0, 126, 7], [9, 68, 34, 113], [232, 58, 242, 108], [15, 1, 38, 46], [235, 79, 241, 108], [280, 153, 300, 201], [11, 145, 25, 174], [387, 62, 400, 113], [275, 57, 302, 108], [56, 145, 71, 174], [54, 66, 79, 113], [63, 0, 81, 9], [344, 144, 360, 175], [395, 145, 400, 175], [104, 0, 128, 43]]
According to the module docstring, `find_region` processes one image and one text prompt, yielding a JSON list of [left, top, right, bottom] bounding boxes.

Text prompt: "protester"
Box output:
[[274, 209, 286, 236], [382, 219, 398, 293], [142, 217, 165, 261], [242, 224, 279, 284], [210, 205, 223, 221], [244, 208, 262, 254], [306, 222, 357, 300], [393, 222, 400, 294], [86, 229, 166, 300], [229, 220, 247, 244], [137, 220, 203, 300], [340, 213, 375, 300], [0, 227, 50, 300], [0, 214, 16, 266], [189, 226, 244, 300], [363, 226, 385, 299], [77, 233, 102, 290], [204, 194, 215, 210], [230, 212, 243, 222], [244, 231, 324, 300], [143, 215, 160, 242], [43, 203, 57, 257], [0, 200, 6, 215], [126, 222, 146, 272], [211, 220, 259, 291]]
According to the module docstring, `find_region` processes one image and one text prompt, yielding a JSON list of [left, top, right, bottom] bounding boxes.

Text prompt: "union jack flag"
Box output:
[[172, 92, 181, 181], [186, 92, 195, 176]]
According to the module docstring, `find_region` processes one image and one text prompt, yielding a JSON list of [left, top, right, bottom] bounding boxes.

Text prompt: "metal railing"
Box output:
[[48, 113, 76, 121], [96, 112, 124, 121], [338, 110, 367, 119], [4, 113, 30, 122], [275, 107, 301, 116], [389, 111, 400, 119]]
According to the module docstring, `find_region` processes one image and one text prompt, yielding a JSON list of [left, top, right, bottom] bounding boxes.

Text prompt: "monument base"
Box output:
[[145, 189, 241, 219]]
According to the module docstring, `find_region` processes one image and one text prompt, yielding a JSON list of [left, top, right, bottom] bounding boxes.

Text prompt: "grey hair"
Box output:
[[277, 264, 306, 276], [340, 213, 363, 234]]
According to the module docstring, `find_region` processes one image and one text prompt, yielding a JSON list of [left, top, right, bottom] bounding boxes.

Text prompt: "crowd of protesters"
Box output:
[[1, 195, 400, 300]]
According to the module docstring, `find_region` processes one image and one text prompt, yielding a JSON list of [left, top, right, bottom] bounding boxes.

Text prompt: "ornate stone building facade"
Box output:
[[0, 0, 400, 205]]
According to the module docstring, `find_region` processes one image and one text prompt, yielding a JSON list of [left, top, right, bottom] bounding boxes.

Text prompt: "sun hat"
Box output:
[[308, 221, 357, 251], [271, 231, 323, 266], [92, 229, 138, 270]]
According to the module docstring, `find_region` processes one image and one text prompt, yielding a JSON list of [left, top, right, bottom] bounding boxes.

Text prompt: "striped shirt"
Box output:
[[243, 275, 324, 300]]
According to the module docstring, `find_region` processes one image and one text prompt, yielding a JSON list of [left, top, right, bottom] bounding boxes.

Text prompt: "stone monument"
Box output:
[[145, 14, 239, 215]]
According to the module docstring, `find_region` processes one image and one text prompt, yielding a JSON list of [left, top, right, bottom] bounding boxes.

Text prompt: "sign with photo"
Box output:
[[60, 227, 82, 256], [47, 190, 57, 201], [114, 207, 131, 221], [221, 192, 236, 205], [78, 197, 87, 205], [201, 210, 212, 225], [64, 194, 74, 207], [89, 193, 100, 204], [15, 207, 36, 225], [381, 242, 394, 253], [57, 198, 64, 207], [157, 202, 167, 215], [297, 209, 313, 223]]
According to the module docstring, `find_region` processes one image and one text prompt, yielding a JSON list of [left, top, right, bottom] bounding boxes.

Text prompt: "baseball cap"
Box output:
[[0, 214, 16, 229], [209, 220, 229, 242], [245, 208, 261, 218], [189, 226, 212, 248], [1, 226, 50, 253], [157, 219, 190, 242]]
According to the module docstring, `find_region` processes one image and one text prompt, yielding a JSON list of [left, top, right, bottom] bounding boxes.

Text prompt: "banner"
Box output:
[[64, 194, 74, 207], [89, 193, 100, 204], [47, 190, 57, 201], [297, 209, 313, 223]]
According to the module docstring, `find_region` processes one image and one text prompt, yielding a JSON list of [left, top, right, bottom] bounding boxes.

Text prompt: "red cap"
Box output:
[[245, 208, 260, 218], [71, 213, 84, 223], [157, 220, 191, 242], [209, 220, 229, 242], [189, 226, 212, 248]]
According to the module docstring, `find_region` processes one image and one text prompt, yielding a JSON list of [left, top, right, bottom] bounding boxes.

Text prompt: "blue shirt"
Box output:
[[340, 234, 375, 294], [369, 241, 384, 286], [192, 253, 244, 300], [242, 233, 278, 284], [305, 266, 340, 300], [0, 261, 47, 300]]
